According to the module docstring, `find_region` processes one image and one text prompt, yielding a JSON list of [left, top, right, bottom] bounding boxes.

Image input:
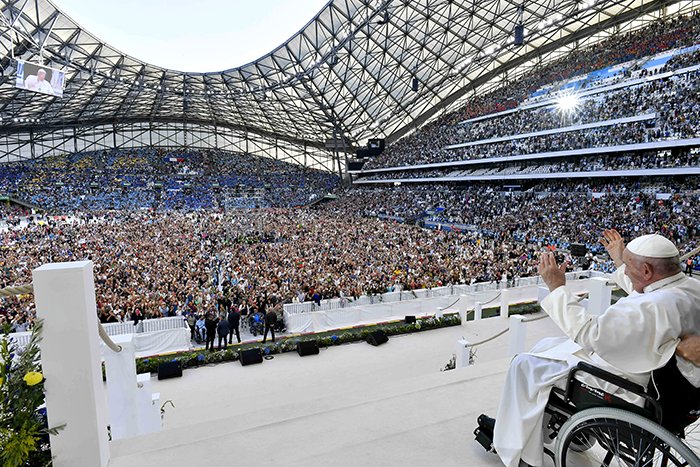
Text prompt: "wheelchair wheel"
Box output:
[[684, 420, 700, 461], [555, 407, 700, 467]]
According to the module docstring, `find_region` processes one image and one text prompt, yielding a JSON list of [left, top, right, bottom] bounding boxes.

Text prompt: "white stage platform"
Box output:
[[108, 313, 565, 467]]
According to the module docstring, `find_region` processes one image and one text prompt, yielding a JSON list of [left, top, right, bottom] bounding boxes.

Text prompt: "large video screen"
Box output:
[[15, 60, 65, 97]]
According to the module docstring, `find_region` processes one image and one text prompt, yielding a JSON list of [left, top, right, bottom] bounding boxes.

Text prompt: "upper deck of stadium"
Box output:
[[0, 0, 691, 167]]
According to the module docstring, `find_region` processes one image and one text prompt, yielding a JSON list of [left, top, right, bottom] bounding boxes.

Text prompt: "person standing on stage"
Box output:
[[227, 306, 241, 344], [216, 315, 230, 350], [262, 305, 278, 343], [205, 313, 218, 351]]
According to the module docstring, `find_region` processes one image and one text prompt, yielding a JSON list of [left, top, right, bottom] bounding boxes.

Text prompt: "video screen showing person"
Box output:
[[15, 60, 65, 97]]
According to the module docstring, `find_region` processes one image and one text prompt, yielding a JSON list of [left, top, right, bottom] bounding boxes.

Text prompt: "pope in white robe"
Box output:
[[491, 231, 700, 467]]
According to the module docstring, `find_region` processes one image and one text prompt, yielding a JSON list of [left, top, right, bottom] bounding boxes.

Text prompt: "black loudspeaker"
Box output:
[[514, 24, 524, 45], [405, 315, 416, 324], [240, 348, 263, 366], [297, 340, 320, 356], [157, 360, 182, 380], [366, 330, 389, 346], [412, 77, 419, 92], [570, 243, 587, 257]]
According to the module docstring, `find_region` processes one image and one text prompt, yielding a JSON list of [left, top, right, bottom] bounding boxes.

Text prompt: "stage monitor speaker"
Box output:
[[570, 243, 587, 257], [240, 348, 263, 366], [514, 24, 524, 45], [366, 330, 389, 346], [297, 340, 320, 356], [405, 315, 416, 324], [157, 360, 182, 380], [412, 77, 419, 92]]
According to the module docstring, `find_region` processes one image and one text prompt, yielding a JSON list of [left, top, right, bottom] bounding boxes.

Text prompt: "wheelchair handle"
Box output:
[[566, 361, 663, 423]]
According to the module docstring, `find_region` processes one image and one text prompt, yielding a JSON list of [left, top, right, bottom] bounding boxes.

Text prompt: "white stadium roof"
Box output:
[[0, 0, 685, 167]]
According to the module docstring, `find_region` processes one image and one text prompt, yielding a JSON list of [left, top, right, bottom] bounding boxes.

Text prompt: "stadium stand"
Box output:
[[361, 13, 700, 171]]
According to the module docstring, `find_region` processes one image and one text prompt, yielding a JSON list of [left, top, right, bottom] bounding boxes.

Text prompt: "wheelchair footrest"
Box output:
[[474, 427, 496, 453]]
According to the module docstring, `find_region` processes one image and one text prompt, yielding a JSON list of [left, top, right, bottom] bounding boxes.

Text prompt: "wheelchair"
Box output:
[[247, 313, 264, 336], [543, 357, 699, 466], [475, 356, 700, 466]]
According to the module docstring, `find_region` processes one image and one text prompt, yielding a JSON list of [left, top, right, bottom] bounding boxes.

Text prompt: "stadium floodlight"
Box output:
[[556, 93, 580, 113]]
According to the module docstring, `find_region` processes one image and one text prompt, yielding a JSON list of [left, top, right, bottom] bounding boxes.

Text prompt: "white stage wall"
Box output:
[[284, 278, 592, 334]]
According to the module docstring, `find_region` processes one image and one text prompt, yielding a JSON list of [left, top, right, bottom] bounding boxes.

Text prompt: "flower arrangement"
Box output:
[[0, 320, 64, 467], [441, 354, 456, 372]]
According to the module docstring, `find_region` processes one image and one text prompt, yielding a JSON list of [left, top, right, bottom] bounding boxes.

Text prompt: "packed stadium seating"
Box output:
[[0, 148, 339, 212], [3, 11, 700, 338], [362, 12, 700, 171]]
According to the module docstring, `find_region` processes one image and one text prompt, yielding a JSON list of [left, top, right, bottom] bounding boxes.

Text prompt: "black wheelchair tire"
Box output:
[[555, 407, 700, 467]]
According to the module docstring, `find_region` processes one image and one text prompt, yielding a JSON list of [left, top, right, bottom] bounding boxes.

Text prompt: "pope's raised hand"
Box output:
[[538, 251, 568, 292], [600, 229, 625, 267]]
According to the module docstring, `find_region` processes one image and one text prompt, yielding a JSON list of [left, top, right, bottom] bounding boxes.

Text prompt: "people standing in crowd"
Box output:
[[205, 313, 217, 351], [227, 306, 241, 344], [187, 312, 197, 341], [262, 307, 278, 343], [216, 316, 230, 350]]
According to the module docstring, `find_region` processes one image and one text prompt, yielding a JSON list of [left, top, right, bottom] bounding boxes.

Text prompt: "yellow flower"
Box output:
[[24, 372, 43, 386], [0, 377, 3, 385]]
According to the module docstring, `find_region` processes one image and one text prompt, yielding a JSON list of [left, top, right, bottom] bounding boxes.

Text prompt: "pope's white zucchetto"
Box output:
[[626, 234, 679, 258]]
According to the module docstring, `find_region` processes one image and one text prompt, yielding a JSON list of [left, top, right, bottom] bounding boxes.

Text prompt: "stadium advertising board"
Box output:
[[15, 60, 65, 97]]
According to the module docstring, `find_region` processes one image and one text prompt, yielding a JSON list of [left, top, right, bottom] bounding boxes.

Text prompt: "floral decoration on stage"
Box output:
[[134, 313, 463, 374], [0, 320, 64, 467]]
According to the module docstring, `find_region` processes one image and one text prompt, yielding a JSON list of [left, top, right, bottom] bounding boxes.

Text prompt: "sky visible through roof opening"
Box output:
[[54, 0, 330, 72]]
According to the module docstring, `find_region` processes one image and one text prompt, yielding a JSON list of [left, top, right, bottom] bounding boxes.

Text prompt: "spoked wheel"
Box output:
[[555, 408, 700, 467], [682, 419, 700, 463]]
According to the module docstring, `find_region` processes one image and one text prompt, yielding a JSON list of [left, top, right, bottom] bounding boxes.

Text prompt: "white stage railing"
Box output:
[[284, 271, 598, 315], [101, 316, 188, 335], [7, 316, 191, 358], [284, 275, 601, 334], [101, 321, 135, 336]]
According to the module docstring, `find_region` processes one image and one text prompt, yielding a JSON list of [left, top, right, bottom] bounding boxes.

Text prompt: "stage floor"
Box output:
[[109, 313, 564, 467]]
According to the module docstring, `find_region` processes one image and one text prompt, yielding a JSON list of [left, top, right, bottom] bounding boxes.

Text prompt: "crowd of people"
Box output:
[[364, 66, 700, 169], [363, 12, 700, 170], [359, 149, 700, 181], [0, 148, 338, 212], [323, 179, 699, 257], [0, 208, 548, 333], [3, 12, 700, 339], [2, 174, 699, 335]]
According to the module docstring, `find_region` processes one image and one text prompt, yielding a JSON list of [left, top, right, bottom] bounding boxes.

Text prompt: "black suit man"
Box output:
[[204, 314, 217, 351], [262, 309, 277, 343], [228, 308, 241, 344], [217, 317, 230, 350]]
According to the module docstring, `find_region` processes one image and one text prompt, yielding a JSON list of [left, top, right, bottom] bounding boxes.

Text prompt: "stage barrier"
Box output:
[[283, 277, 594, 334]]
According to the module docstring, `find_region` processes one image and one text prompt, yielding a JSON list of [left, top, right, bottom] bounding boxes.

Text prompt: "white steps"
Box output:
[[108, 314, 564, 467]]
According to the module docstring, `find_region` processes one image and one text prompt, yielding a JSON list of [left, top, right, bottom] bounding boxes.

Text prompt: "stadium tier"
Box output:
[[2, 7, 700, 329], [2, 2, 700, 466], [359, 13, 700, 172]]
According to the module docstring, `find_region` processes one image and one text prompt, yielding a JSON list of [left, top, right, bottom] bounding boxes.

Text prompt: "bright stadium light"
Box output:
[[556, 93, 580, 113]]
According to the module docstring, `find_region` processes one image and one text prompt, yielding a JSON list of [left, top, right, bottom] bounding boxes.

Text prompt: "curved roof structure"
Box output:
[[0, 0, 682, 164]]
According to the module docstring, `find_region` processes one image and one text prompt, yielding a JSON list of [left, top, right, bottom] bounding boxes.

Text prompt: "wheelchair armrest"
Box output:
[[566, 362, 646, 398], [565, 361, 663, 423]]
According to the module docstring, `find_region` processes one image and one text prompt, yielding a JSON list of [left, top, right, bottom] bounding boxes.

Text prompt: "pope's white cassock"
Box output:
[[493, 236, 700, 467]]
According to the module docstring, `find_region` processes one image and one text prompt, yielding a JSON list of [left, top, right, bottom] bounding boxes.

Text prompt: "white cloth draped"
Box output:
[[100, 328, 192, 360]]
